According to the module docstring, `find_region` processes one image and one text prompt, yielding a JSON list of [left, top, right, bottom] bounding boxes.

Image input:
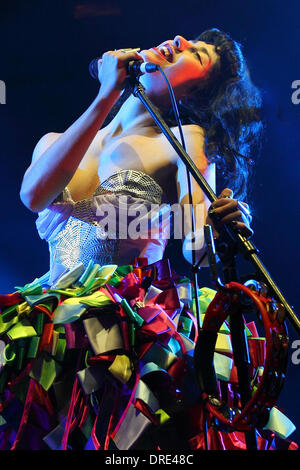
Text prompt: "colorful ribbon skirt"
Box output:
[[0, 258, 297, 450]]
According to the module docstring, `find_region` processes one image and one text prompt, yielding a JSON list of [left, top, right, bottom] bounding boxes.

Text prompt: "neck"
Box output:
[[107, 91, 167, 136]]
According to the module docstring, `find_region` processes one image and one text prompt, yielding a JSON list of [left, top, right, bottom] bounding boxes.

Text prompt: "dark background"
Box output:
[[0, 0, 299, 446]]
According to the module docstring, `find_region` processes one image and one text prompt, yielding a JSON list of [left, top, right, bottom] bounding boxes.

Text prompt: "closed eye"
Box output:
[[191, 47, 203, 66]]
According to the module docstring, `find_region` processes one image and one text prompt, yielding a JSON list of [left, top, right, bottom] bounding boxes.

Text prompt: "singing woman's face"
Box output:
[[138, 35, 220, 102]]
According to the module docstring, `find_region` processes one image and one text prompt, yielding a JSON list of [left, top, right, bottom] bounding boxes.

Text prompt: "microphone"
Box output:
[[89, 58, 159, 80]]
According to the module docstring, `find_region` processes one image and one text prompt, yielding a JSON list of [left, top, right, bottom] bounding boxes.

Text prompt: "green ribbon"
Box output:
[[121, 299, 144, 327], [29, 352, 62, 391], [16, 339, 26, 370], [80, 264, 101, 288], [78, 291, 113, 308], [52, 304, 87, 324], [0, 305, 19, 323], [177, 277, 191, 284], [74, 260, 96, 287], [155, 408, 170, 425], [33, 313, 45, 336], [0, 311, 19, 335], [178, 316, 193, 336], [129, 322, 135, 347], [15, 279, 44, 296], [6, 319, 37, 341], [24, 292, 60, 307], [106, 274, 123, 287], [54, 338, 67, 362], [116, 265, 133, 277], [107, 264, 133, 287], [3, 343, 17, 363], [27, 336, 41, 359]]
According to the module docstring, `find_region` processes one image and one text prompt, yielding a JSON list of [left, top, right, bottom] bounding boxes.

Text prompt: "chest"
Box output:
[[97, 132, 179, 184]]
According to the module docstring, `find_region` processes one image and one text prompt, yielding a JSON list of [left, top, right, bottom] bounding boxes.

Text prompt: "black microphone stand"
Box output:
[[128, 77, 300, 450]]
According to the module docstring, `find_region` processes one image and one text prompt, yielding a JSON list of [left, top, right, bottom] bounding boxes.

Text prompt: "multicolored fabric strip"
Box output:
[[0, 258, 297, 450]]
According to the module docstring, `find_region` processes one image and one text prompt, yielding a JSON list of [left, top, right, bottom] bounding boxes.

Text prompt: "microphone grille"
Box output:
[[89, 58, 100, 79]]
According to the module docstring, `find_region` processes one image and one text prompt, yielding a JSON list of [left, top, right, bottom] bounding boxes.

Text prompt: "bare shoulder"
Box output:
[[171, 123, 205, 139], [32, 132, 61, 163], [30, 130, 104, 202], [170, 124, 208, 170]]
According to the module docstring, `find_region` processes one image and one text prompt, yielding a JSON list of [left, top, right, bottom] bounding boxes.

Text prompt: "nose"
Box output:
[[172, 35, 190, 51]]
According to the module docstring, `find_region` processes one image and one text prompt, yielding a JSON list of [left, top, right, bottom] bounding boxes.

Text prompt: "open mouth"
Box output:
[[152, 44, 174, 63]]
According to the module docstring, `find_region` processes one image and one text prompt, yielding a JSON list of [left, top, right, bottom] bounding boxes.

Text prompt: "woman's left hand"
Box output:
[[206, 187, 253, 239]]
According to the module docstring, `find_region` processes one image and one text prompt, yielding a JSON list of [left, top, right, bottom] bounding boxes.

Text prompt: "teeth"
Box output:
[[159, 46, 172, 61]]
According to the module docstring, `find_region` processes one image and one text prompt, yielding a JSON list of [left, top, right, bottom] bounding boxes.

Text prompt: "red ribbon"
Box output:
[[0, 292, 23, 308], [134, 398, 159, 425]]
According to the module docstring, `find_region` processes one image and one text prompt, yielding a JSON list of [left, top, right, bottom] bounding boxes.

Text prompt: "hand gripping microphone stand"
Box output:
[[125, 72, 300, 450]]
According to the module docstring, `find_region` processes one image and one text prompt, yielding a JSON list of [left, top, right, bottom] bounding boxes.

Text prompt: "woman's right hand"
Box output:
[[97, 49, 143, 101]]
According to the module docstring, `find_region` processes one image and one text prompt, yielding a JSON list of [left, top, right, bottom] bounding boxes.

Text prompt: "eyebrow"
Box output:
[[198, 46, 211, 62], [190, 40, 211, 63]]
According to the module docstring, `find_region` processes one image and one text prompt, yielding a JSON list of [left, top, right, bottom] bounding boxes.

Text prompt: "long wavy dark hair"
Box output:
[[164, 28, 263, 201]]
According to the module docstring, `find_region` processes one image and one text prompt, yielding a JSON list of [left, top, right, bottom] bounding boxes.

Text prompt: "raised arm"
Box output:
[[20, 49, 142, 212]]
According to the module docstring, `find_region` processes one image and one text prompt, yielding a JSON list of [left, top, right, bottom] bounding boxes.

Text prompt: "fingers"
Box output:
[[211, 188, 233, 209], [237, 200, 252, 222], [116, 48, 141, 53], [218, 188, 233, 199], [98, 48, 143, 96], [101, 48, 142, 66], [207, 187, 253, 238], [217, 209, 249, 226], [209, 188, 251, 221], [210, 200, 251, 222], [233, 221, 254, 238], [209, 199, 239, 216]]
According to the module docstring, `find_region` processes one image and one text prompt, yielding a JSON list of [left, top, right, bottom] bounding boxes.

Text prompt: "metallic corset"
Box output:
[[46, 170, 164, 275]]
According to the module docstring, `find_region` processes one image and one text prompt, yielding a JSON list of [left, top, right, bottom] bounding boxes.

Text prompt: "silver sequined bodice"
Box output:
[[36, 170, 167, 283]]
